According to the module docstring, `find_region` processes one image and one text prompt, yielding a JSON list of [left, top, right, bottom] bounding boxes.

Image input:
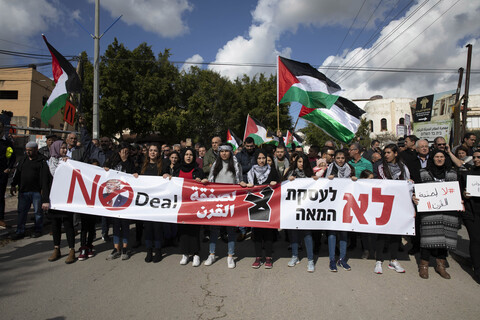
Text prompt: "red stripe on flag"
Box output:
[[278, 57, 300, 103]]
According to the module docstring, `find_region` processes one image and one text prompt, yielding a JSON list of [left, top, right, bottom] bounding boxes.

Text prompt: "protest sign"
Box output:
[[414, 181, 463, 212], [466, 175, 480, 197]]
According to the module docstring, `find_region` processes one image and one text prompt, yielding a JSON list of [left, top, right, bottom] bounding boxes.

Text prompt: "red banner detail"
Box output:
[[178, 180, 281, 229]]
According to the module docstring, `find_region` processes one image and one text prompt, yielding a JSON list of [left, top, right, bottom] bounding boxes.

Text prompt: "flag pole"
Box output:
[[243, 114, 249, 141], [276, 56, 280, 132]]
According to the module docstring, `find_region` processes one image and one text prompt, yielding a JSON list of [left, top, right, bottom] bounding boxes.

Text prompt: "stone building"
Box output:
[[363, 96, 414, 137]]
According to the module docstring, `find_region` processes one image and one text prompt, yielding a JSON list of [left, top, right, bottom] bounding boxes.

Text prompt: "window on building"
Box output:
[[0, 90, 18, 99], [42, 96, 48, 106], [369, 120, 374, 133], [399, 118, 404, 125], [381, 118, 387, 131]]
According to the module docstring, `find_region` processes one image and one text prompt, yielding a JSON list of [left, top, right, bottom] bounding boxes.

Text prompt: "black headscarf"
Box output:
[[427, 149, 448, 180], [180, 147, 197, 172]]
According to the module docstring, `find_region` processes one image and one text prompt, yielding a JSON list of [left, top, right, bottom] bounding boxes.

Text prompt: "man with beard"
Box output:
[[236, 136, 256, 182]]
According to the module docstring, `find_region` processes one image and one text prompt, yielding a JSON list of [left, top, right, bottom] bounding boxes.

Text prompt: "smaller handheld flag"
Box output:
[[243, 114, 275, 145], [227, 129, 242, 151]]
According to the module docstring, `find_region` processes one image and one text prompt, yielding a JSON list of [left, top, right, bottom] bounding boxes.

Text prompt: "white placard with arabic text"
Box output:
[[414, 181, 463, 212], [466, 175, 480, 197]]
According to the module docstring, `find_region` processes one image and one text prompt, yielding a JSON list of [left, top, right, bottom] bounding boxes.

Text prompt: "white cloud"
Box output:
[[0, 0, 58, 42], [210, 0, 480, 99], [209, 0, 391, 79], [327, 1, 480, 98], [181, 54, 204, 73], [93, 0, 193, 38]]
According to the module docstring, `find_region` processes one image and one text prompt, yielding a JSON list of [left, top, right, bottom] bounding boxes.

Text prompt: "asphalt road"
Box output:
[[1, 195, 479, 320]]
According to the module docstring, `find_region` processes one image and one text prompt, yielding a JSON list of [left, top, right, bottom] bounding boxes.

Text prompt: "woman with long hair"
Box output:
[[166, 151, 180, 175], [140, 144, 164, 263], [204, 144, 245, 269], [374, 144, 410, 274], [166, 147, 205, 267], [284, 153, 316, 272], [414, 149, 461, 279], [47, 140, 76, 264], [246, 149, 279, 269], [326, 149, 356, 272]]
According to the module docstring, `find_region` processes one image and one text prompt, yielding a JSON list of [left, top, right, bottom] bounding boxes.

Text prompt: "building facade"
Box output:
[[363, 97, 414, 137], [0, 67, 64, 129]]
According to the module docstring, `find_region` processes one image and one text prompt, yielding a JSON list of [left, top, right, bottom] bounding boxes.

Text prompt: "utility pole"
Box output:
[[462, 44, 473, 138], [92, 0, 100, 139], [453, 68, 463, 146]]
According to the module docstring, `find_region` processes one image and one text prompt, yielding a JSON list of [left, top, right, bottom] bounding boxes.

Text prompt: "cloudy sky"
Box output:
[[1, 0, 479, 123]]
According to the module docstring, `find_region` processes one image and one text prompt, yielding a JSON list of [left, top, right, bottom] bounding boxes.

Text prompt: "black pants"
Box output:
[[464, 217, 480, 272], [0, 172, 8, 220], [253, 228, 274, 257], [51, 212, 75, 248], [178, 224, 200, 255], [80, 214, 96, 247], [375, 234, 401, 261], [135, 220, 143, 243], [144, 221, 163, 249], [420, 248, 447, 261]]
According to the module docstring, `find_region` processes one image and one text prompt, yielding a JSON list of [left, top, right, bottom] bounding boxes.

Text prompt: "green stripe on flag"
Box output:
[[301, 109, 355, 143], [41, 93, 68, 125], [279, 86, 339, 109]]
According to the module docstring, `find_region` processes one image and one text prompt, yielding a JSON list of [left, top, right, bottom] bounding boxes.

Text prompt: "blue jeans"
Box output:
[[289, 230, 314, 261], [16, 192, 43, 234], [328, 231, 348, 261], [209, 226, 235, 255]]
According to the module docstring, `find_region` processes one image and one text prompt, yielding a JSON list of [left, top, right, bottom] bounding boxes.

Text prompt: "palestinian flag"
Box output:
[[243, 114, 275, 145], [227, 129, 241, 151], [41, 35, 82, 125], [284, 131, 303, 148], [278, 56, 365, 143]]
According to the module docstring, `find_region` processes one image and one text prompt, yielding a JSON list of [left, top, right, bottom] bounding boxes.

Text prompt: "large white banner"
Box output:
[[50, 160, 416, 235]]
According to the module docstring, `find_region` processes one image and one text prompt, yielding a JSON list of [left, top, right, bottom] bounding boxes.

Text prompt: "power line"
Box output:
[[325, 0, 368, 77], [328, 0, 407, 80], [363, 0, 463, 83], [333, 0, 433, 83]]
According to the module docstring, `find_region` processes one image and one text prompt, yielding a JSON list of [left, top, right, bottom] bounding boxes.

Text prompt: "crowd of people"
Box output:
[[1, 119, 479, 284]]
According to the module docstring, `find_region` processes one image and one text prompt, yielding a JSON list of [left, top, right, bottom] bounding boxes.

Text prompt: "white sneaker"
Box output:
[[388, 260, 405, 273], [227, 256, 235, 269], [180, 255, 188, 265], [204, 254, 216, 266], [192, 255, 201, 267], [288, 256, 300, 267], [374, 261, 383, 274]]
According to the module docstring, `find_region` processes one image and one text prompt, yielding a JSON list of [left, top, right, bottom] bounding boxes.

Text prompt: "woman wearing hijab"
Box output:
[[204, 144, 245, 269], [326, 149, 356, 272], [414, 149, 461, 279], [47, 140, 76, 264], [246, 149, 279, 269], [165, 147, 204, 267]]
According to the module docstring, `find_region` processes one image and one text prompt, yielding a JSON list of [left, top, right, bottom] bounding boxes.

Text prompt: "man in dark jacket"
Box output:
[[10, 142, 50, 239], [0, 122, 16, 228], [38, 134, 57, 159], [235, 136, 256, 182]]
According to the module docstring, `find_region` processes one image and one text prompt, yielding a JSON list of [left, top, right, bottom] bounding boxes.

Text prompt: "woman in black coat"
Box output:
[[459, 150, 480, 284]]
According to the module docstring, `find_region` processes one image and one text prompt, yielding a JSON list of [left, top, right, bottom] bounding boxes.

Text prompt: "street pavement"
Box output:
[[1, 194, 479, 320]]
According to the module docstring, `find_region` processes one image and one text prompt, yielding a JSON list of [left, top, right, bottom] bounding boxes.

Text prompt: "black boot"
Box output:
[[153, 248, 162, 263], [145, 248, 153, 263]]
